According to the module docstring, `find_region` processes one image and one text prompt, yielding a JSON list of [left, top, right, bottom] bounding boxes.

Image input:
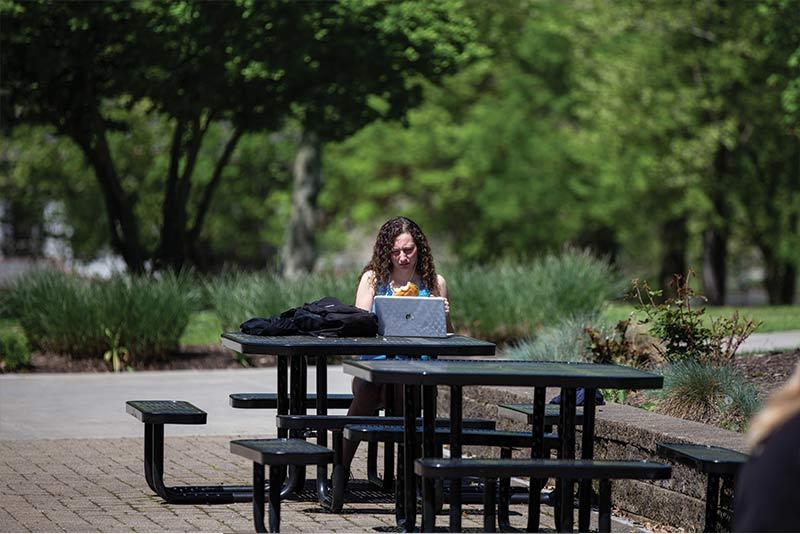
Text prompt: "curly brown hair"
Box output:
[[360, 216, 440, 296]]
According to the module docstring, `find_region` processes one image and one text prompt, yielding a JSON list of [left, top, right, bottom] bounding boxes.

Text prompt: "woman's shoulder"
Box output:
[[359, 270, 376, 284]]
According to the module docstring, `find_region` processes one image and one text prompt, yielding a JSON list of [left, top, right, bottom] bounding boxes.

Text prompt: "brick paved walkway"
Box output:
[[1, 435, 577, 532]]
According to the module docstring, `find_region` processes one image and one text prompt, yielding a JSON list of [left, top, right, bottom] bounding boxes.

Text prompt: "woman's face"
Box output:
[[389, 232, 418, 273]]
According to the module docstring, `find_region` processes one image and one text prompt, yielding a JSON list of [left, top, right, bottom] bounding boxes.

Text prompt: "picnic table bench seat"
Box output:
[[415, 457, 672, 532], [343, 424, 559, 450], [276, 414, 496, 432], [657, 442, 748, 532], [497, 403, 585, 427], [126, 400, 251, 504], [231, 439, 334, 533], [229, 392, 354, 410]]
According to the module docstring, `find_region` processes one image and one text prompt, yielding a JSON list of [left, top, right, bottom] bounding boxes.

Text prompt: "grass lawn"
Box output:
[[179, 310, 223, 346], [603, 303, 800, 333]]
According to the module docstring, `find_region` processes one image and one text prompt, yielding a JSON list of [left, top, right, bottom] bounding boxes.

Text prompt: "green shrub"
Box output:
[[206, 271, 357, 331], [5, 269, 199, 362], [0, 329, 31, 371], [446, 248, 621, 341], [653, 360, 759, 431]]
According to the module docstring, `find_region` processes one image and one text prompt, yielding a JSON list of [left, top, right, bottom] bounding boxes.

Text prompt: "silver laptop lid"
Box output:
[[373, 296, 447, 338]]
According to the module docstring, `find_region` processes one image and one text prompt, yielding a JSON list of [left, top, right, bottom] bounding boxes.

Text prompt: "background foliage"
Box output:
[[1, 0, 798, 304]]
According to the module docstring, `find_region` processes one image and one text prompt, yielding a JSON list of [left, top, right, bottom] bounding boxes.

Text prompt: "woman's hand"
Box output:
[[443, 298, 450, 315]]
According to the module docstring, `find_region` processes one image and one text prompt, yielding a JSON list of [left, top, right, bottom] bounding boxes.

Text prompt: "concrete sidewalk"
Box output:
[[739, 330, 800, 353], [0, 367, 354, 440], [0, 367, 648, 532]]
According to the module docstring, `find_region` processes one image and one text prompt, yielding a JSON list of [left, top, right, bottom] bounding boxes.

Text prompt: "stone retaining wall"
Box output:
[[437, 385, 748, 531]]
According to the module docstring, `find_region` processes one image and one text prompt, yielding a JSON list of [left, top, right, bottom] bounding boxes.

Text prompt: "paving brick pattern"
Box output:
[[0, 435, 567, 533]]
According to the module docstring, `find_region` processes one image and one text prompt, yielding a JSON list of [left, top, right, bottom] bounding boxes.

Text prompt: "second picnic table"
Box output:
[[343, 358, 664, 532]]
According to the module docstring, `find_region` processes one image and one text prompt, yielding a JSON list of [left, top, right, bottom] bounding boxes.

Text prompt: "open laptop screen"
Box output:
[[373, 296, 448, 338]]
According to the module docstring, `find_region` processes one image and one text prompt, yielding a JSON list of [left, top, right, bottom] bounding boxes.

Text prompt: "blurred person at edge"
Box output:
[[734, 362, 800, 531], [341, 216, 453, 471]]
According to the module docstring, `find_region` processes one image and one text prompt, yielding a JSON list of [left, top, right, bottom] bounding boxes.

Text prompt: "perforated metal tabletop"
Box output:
[[344, 359, 664, 389], [221, 332, 495, 357]]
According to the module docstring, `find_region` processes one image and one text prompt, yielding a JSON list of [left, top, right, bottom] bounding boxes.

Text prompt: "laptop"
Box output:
[[373, 296, 448, 338]]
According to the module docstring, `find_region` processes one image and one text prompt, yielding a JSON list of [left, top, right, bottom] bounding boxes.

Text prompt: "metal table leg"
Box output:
[[449, 384, 463, 532], [526, 387, 546, 532], [578, 387, 597, 531], [422, 384, 437, 532], [403, 384, 418, 532], [558, 388, 577, 532], [283, 354, 306, 496]]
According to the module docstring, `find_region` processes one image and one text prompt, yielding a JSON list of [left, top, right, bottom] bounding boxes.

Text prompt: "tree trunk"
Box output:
[[283, 130, 322, 278], [187, 127, 243, 266], [761, 246, 797, 305], [658, 215, 688, 300], [701, 227, 727, 305], [157, 117, 208, 272], [70, 123, 146, 273], [702, 146, 731, 305]]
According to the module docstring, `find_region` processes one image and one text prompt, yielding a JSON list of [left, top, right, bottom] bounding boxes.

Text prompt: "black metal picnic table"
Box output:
[[343, 359, 664, 532], [220, 332, 495, 499]]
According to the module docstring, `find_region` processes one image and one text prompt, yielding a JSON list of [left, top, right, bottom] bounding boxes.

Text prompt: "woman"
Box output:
[[734, 362, 800, 531], [342, 216, 452, 470]]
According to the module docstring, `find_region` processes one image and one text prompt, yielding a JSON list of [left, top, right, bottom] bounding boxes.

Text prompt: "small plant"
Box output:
[[585, 319, 661, 369], [103, 328, 131, 372], [0, 330, 31, 372], [600, 388, 629, 404], [628, 270, 759, 365]]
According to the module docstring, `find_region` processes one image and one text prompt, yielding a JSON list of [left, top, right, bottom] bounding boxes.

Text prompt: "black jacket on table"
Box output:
[[240, 297, 379, 338]]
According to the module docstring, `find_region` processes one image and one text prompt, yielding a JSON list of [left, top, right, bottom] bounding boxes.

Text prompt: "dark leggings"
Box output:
[[342, 377, 403, 469]]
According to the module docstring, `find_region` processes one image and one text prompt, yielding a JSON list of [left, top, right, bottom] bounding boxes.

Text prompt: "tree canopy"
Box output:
[[2, 0, 476, 272]]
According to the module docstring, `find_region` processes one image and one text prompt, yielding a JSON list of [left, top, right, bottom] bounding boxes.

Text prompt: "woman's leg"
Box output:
[[342, 377, 384, 469]]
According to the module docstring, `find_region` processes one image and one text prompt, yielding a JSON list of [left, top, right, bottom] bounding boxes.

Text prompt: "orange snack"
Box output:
[[394, 282, 419, 296]]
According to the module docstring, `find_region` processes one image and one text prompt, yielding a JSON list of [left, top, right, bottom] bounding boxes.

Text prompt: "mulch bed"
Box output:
[[732, 348, 800, 399], [22, 345, 276, 373]]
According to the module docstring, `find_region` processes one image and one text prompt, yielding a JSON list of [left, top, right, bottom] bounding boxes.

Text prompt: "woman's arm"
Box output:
[[437, 274, 454, 333], [355, 270, 377, 311]]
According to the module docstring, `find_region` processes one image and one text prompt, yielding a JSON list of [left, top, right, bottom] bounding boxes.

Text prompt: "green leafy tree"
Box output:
[[2, 1, 293, 272], [278, 0, 480, 276], [322, 0, 586, 262]]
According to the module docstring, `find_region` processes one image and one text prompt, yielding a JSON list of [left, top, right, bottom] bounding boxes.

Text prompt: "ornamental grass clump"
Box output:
[[506, 315, 599, 362], [654, 360, 759, 431], [5, 269, 199, 362]]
